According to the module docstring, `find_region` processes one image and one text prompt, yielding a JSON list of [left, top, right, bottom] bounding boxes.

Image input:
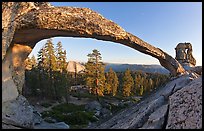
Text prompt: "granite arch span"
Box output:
[[2, 2, 186, 102]]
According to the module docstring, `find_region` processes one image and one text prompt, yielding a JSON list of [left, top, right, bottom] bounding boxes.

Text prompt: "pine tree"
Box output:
[[62, 50, 68, 72], [134, 71, 142, 95], [37, 47, 48, 70], [43, 39, 58, 99], [56, 41, 67, 72], [85, 49, 106, 99], [27, 40, 72, 101], [37, 46, 50, 99], [149, 78, 153, 92], [122, 69, 134, 97], [139, 85, 144, 96], [142, 73, 147, 93], [44, 39, 57, 71], [106, 68, 119, 96]]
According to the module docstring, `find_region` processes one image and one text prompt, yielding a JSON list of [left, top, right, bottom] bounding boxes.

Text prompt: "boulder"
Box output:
[[2, 95, 34, 128], [33, 110, 43, 125], [159, 72, 197, 98], [166, 76, 202, 129], [90, 73, 201, 129], [100, 108, 112, 118], [141, 104, 168, 129], [43, 117, 57, 123], [34, 121, 69, 129], [85, 100, 102, 112]]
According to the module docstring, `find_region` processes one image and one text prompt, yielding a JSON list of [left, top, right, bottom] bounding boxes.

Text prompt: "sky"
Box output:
[[29, 2, 202, 66]]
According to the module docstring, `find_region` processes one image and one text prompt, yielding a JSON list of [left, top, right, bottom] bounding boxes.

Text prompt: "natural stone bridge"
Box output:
[[2, 2, 202, 129], [2, 2, 186, 103]]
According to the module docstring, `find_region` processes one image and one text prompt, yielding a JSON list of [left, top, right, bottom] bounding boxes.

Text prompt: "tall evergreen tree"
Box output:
[[37, 47, 48, 70], [37, 46, 50, 99], [43, 39, 58, 99], [85, 49, 106, 99], [56, 41, 67, 72], [44, 39, 57, 71], [122, 69, 134, 97], [149, 78, 153, 92], [106, 68, 119, 96], [25, 40, 74, 101], [134, 73, 140, 95], [62, 50, 68, 72], [139, 85, 144, 96]]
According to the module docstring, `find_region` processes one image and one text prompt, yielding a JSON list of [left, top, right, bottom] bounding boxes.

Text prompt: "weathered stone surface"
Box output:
[[166, 76, 202, 129], [66, 61, 85, 73], [189, 66, 202, 75], [159, 72, 197, 98], [33, 110, 43, 125], [175, 42, 196, 67], [93, 95, 165, 129], [2, 47, 19, 102], [90, 73, 201, 129], [141, 104, 168, 129], [2, 95, 34, 128], [100, 108, 112, 118], [2, 123, 23, 129], [12, 5, 185, 76], [85, 100, 103, 117], [34, 121, 69, 129]]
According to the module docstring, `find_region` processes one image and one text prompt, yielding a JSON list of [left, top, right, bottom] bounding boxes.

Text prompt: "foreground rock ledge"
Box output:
[[91, 74, 202, 129]]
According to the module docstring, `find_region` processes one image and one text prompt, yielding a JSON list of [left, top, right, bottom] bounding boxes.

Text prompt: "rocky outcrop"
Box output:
[[66, 61, 85, 73], [166, 76, 202, 129], [34, 121, 70, 129], [175, 42, 196, 67], [89, 73, 201, 129], [141, 104, 168, 129], [2, 95, 34, 128]]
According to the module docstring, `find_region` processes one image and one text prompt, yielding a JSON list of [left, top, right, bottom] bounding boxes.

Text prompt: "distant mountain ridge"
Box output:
[[104, 63, 169, 74], [68, 61, 170, 74]]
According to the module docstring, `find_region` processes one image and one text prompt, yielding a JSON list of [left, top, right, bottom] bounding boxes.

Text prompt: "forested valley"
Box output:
[[24, 39, 170, 129]]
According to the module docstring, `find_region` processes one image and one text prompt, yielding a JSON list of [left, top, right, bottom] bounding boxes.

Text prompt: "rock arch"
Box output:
[[2, 2, 186, 103]]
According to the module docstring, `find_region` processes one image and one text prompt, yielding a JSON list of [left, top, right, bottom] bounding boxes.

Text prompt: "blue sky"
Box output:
[[29, 2, 202, 66]]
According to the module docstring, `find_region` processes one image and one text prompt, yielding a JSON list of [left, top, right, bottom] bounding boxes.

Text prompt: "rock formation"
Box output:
[[90, 73, 202, 129], [175, 42, 202, 75], [175, 42, 196, 67], [2, 1, 185, 101], [66, 61, 85, 73], [166, 76, 202, 129], [2, 2, 202, 129]]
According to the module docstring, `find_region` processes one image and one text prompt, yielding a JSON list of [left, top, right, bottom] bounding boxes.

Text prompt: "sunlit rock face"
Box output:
[[66, 61, 85, 73], [3, 2, 201, 129], [175, 42, 202, 75], [175, 42, 196, 68]]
